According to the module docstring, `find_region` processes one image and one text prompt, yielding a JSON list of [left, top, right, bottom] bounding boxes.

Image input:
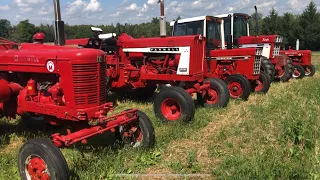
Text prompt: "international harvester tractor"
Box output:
[[0, 0, 155, 179], [280, 40, 315, 78], [66, 0, 231, 123], [170, 16, 270, 99], [215, 7, 294, 82]]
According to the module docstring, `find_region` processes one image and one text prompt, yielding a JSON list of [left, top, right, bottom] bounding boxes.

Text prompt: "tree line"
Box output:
[[0, 1, 319, 50]]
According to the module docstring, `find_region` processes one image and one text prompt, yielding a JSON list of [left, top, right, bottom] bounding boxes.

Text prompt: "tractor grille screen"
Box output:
[[253, 56, 262, 75], [72, 61, 106, 106], [273, 43, 281, 57]]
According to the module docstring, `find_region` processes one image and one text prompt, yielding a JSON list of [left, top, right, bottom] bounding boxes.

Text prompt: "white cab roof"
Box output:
[[170, 16, 208, 26]]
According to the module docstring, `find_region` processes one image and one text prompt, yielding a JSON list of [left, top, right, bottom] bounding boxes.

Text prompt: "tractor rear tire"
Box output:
[[278, 59, 294, 82], [225, 75, 251, 100], [251, 72, 271, 94], [154, 86, 195, 122], [197, 78, 230, 108], [292, 64, 306, 79], [116, 110, 155, 148], [304, 64, 316, 77], [261, 57, 275, 81], [18, 138, 70, 180]]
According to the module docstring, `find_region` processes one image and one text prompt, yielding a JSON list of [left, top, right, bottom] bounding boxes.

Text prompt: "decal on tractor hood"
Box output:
[[47, 61, 55, 72], [239, 44, 271, 59], [122, 46, 191, 75], [206, 56, 251, 60]]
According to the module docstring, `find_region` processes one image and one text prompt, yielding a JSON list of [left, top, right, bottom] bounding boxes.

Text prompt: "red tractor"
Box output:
[[66, 1, 231, 123], [215, 8, 294, 82], [280, 40, 315, 78], [170, 16, 270, 99], [0, 0, 155, 179]]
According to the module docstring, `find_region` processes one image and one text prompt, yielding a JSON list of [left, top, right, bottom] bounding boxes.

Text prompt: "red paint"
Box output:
[[254, 78, 264, 92], [228, 81, 243, 98], [26, 156, 50, 180], [280, 49, 312, 66], [161, 98, 182, 121]]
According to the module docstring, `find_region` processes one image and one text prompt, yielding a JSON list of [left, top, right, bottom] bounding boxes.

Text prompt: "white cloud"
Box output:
[[147, 0, 158, 5], [84, 0, 102, 12], [126, 3, 138, 11], [66, 0, 102, 16], [0, 5, 10, 11]]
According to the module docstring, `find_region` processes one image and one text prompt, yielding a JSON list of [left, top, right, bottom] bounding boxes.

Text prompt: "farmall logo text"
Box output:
[[14, 55, 39, 62], [262, 38, 270, 42]]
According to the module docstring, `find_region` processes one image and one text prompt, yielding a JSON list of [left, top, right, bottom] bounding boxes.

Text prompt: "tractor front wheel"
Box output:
[[18, 138, 70, 180], [154, 86, 195, 122], [225, 75, 251, 100], [116, 110, 155, 148], [292, 64, 306, 79], [276, 59, 293, 82], [251, 72, 271, 94], [197, 78, 230, 108], [304, 64, 316, 77]]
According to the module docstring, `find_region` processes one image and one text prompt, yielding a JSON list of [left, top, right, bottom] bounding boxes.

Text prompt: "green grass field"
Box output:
[[1, 52, 320, 179]]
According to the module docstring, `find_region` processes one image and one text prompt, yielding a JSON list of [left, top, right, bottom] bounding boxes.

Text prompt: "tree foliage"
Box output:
[[0, 1, 319, 50]]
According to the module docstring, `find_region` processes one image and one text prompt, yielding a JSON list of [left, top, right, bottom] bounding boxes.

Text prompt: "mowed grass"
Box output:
[[1, 53, 320, 179]]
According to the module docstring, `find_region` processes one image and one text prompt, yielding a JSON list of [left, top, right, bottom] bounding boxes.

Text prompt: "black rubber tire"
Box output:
[[154, 86, 195, 122], [197, 78, 230, 108], [261, 57, 275, 81], [278, 59, 293, 82], [292, 64, 306, 79], [116, 110, 155, 148], [225, 74, 251, 100], [251, 72, 271, 94], [18, 138, 70, 180], [304, 64, 315, 77]]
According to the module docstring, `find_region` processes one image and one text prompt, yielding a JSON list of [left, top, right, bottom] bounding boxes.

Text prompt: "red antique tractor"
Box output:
[[215, 8, 294, 82], [280, 40, 315, 78], [66, 0, 231, 123], [0, 0, 155, 179], [170, 16, 270, 99]]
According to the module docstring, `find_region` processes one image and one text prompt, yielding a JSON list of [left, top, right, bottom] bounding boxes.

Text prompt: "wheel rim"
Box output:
[[254, 77, 264, 92], [228, 81, 243, 98], [161, 98, 181, 121], [292, 68, 301, 78], [120, 122, 143, 147], [25, 155, 50, 180], [305, 67, 311, 76], [204, 88, 219, 104]]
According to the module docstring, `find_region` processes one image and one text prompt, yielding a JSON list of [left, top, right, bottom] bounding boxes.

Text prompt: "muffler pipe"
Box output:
[[296, 39, 300, 50], [159, 0, 167, 37], [53, 0, 65, 45], [254, 6, 259, 36]]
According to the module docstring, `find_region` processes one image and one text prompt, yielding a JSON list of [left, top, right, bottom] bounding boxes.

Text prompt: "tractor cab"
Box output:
[[171, 16, 225, 50]]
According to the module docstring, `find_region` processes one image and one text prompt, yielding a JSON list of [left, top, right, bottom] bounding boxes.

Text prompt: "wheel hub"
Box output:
[[293, 68, 301, 78], [254, 78, 264, 92], [25, 155, 50, 180], [161, 98, 182, 121], [228, 81, 243, 98], [204, 89, 219, 104], [305, 67, 311, 76]]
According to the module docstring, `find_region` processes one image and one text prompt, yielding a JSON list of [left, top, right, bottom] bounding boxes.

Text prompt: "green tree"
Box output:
[[11, 20, 37, 42], [248, 12, 263, 35], [262, 8, 283, 35], [279, 13, 301, 49], [0, 19, 11, 38], [298, 1, 320, 50]]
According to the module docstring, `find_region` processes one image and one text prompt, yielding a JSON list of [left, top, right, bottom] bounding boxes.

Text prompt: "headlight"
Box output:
[[89, 40, 93, 45], [95, 40, 100, 46]]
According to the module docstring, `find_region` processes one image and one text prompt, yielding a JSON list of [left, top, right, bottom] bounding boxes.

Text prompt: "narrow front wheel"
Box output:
[[18, 138, 70, 180]]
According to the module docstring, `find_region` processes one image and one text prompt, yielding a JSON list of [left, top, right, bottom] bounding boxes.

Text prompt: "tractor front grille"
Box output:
[[273, 43, 281, 57], [72, 60, 106, 106], [253, 48, 262, 75]]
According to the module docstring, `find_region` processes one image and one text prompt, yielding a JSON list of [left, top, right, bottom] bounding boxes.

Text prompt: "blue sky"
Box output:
[[0, 0, 319, 25]]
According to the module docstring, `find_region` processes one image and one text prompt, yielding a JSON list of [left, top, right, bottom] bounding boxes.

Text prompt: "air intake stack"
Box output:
[[53, 0, 65, 46], [159, 0, 167, 37]]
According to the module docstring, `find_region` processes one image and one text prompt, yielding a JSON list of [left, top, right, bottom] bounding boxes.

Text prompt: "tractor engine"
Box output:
[[106, 33, 205, 89], [0, 43, 107, 122]]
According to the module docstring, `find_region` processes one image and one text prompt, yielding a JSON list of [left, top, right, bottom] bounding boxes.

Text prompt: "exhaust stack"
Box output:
[[296, 39, 300, 50], [53, 0, 65, 46], [159, 0, 167, 37], [254, 6, 259, 36]]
